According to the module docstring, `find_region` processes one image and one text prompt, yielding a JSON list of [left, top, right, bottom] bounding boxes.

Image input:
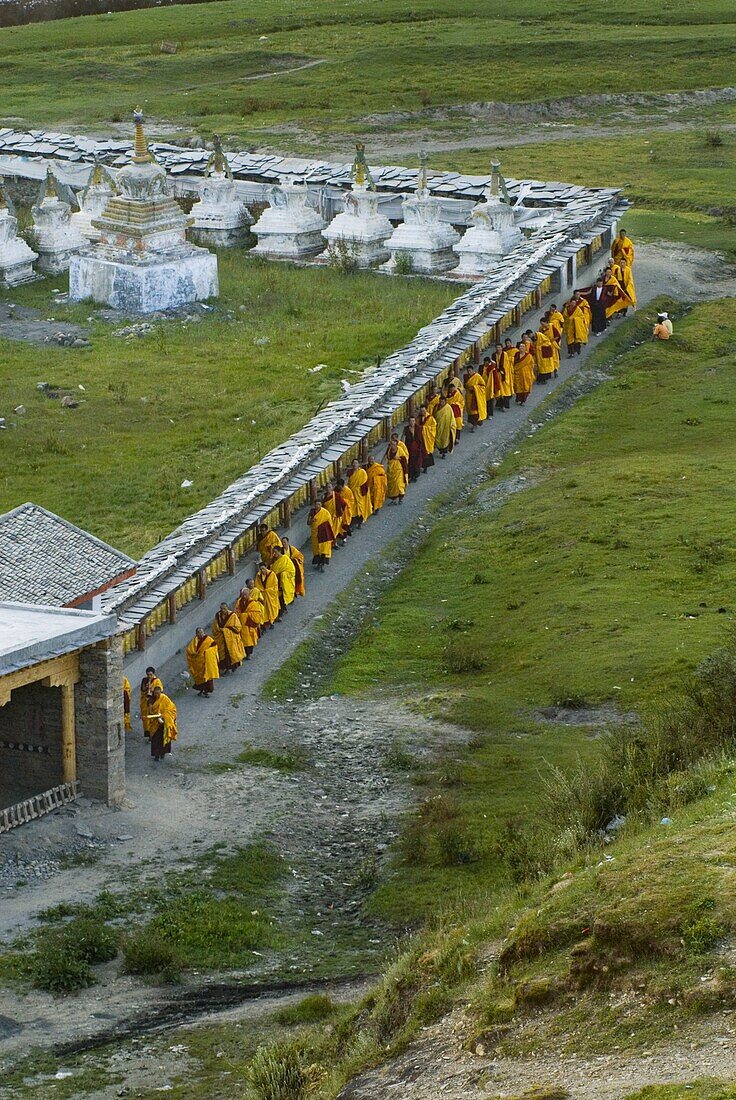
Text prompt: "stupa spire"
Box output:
[[132, 106, 152, 165], [44, 165, 59, 200]]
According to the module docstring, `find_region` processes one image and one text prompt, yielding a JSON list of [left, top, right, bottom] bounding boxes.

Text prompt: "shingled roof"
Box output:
[[0, 503, 135, 608]]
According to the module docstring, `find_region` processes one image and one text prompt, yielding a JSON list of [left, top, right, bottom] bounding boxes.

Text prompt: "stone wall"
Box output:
[[75, 637, 125, 806], [0, 681, 63, 793]]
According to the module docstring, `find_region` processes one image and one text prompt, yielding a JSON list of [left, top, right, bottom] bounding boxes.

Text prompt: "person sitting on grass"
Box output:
[[652, 313, 672, 341]]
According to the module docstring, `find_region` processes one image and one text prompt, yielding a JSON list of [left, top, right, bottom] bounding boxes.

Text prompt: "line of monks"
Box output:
[[126, 232, 636, 750]]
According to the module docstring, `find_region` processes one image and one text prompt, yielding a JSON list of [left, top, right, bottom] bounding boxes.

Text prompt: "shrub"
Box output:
[[275, 993, 337, 1026], [393, 251, 414, 276], [245, 1042, 306, 1100], [31, 935, 94, 994], [444, 637, 487, 673], [120, 934, 182, 982], [705, 129, 725, 147], [434, 821, 478, 866], [66, 918, 118, 965], [326, 237, 359, 274]]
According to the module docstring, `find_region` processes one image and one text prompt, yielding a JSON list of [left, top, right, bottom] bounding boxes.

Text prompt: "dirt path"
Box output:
[[339, 1006, 736, 1099], [1, 243, 734, 1086]]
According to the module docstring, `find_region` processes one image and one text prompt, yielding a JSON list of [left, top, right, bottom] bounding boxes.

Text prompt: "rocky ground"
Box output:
[[1, 242, 735, 1093]]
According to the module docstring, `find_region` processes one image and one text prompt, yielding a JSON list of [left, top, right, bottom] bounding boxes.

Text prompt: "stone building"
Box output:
[[0, 503, 134, 830]]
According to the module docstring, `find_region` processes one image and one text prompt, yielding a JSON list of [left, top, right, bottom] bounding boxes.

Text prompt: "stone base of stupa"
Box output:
[[69, 250, 219, 313], [251, 229, 325, 260], [190, 223, 251, 249], [70, 211, 102, 243], [0, 256, 38, 287], [453, 227, 523, 277], [36, 247, 81, 276]]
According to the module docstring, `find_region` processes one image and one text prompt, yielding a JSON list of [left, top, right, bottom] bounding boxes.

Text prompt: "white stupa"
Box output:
[[70, 159, 117, 242], [70, 108, 218, 313], [453, 161, 523, 277], [190, 136, 252, 248], [321, 144, 393, 268], [0, 183, 38, 287], [32, 167, 86, 275], [250, 177, 326, 260], [383, 153, 460, 274]]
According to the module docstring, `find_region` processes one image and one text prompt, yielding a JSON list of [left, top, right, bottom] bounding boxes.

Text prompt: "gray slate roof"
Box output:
[[0, 503, 135, 607], [0, 601, 117, 675]]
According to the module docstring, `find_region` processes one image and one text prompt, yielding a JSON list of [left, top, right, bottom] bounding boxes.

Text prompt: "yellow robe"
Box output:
[[237, 591, 263, 649], [435, 403, 456, 451], [271, 553, 296, 606], [612, 234, 634, 267], [563, 301, 589, 346], [123, 676, 132, 731], [499, 351, 516, 398], [513, 349, 535, 394], [464, 372, 487, 422], [421, 413, 437, 457], [604, 274, 632, 319], [309, 504, 335, 559], [349, 468, 373, 522], [620, 265, 637, 308], [185, 635, 220, 687], [535, 331, 556, 375], [426, 393, 440, 416], [387, 454, 407, 498], [213, 611, 246, 666], [549, 311, 564, 344], [447, 384, 465, 430], [289, 545, 306, 597], [323, 492, 340, 538], [257, 529, 282, 564], [396, 439, 409, 464], [255, 568, 280, 625], [140, 675, 163, 737], [149, 692, 178, 746], [366, 461, 387, 512]]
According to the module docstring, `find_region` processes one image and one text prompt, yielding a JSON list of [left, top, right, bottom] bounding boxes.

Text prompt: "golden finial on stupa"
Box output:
[[90, 158, 104, 186], [132, 106, 152, 165], [44, 165, 59, 199], [0, 179, 6, 209]]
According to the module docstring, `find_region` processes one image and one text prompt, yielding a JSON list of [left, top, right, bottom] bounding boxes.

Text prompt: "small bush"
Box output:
[[444, 637, 487, 673], [681, 900, 726, 956], [434, 821, 478, 866], [32, 935, 94, 994], [275, 993, 337, 1026], [393, 251, 414, 275], [66, 918, 118, 965], [385, 741, 417, 771], [120, 934, 182, 981], [327, 237, 359, 274], [705, 129, 725, 147], [245, 1041, 306, 1100]]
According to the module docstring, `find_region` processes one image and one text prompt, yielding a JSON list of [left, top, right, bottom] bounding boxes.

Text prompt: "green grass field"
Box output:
[[0, 255, 454, 555], [278, 301, 736, 924], [1, 0, 735, 139]]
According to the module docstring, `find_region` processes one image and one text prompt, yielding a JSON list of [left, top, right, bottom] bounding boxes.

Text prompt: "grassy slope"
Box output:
[[0, 0, 735, 137], [308, 301, 736, 924], [0, 255, 453, 555]]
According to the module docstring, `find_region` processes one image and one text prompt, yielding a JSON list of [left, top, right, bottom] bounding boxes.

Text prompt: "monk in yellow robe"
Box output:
[[148, 686, 177, 762], [282, 537, 306, 597], [464, 366, 487, 428], [534, 324, 556, 383], [308, 501, 335, 570], [322, 486, 341, 543], [255, 563, 280, 627], [213, 603, 246, 671], [348, 461, 372, 524], [563, 294, 589, 358], [611, 228, 634, 267], [237, 585, 263, 657], [603, 267, 632, 320], [139, 666, 163, 739], [618, 257, 636, 309], [419, 407, 436, 471], [186, 627, 220, 696], [513, 341, 535, 404], [446, 379, 465, 436], [499, 341, 517, 407], [548, 306, 564, 347], [123, 677, 132, 731], [256, 522, 282, 564], [386, 439, 407, 503], [339, 479, 356, 538], [425, 385, 440, 416], [366, 457, 387, 512], [271, 546, 296, 618], [434, 395, 456, 456]]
